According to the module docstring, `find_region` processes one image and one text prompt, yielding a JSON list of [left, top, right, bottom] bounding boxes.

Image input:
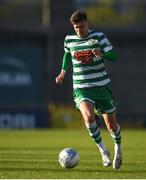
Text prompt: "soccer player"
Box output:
[[55, 10, 122, 169]]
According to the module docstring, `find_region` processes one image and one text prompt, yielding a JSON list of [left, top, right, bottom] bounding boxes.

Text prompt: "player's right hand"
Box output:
[[55, 75, 63, 84], [55, 70, 66, 84]]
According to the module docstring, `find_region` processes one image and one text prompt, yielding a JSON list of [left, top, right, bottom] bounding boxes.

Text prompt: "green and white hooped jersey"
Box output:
[[64, 30, 113, 89]]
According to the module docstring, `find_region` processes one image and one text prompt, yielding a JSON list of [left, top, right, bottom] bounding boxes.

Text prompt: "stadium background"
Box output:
[[0, 0, 146, 129]]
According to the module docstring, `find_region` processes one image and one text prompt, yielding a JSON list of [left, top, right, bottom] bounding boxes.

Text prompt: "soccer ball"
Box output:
[[58, 148, 79, 168]]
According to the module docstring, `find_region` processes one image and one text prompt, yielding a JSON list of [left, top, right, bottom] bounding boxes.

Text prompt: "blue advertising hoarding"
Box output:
[[0, 42, 49, 128]]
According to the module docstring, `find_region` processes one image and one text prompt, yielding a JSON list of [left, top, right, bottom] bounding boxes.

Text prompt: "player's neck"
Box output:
[[77, 30, 89, 38]]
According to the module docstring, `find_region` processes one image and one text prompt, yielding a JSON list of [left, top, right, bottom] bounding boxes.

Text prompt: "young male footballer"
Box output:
[[55, 10, 122, 169]]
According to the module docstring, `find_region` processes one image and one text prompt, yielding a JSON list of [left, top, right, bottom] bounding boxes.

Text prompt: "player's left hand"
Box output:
[[92, 49, 103, 58]]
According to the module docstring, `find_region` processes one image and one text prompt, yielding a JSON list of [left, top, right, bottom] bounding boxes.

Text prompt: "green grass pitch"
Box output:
[[0, 129, 146, 179]]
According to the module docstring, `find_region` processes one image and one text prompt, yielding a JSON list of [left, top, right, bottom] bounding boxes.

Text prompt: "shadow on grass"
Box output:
[[0, 167, 146, 174], [0, 146, 97, 151]]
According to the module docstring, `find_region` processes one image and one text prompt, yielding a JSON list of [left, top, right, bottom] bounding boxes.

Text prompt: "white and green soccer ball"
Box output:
[[58, 148, 79, 169]]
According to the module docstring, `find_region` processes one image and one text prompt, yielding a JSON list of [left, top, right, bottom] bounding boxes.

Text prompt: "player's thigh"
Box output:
[[79, 100, 95, 123]]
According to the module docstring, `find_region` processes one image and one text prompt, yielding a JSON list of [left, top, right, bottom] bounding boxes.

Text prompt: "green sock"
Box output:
[[110, 125, 121, 144], [85, 121, 107, 153]]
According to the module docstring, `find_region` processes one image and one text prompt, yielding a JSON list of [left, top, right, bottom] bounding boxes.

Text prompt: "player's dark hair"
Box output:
[[70, 10, 87, 24]]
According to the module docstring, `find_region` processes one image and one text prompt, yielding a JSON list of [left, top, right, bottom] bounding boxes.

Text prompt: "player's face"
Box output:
[[72, 20, 89, 38]]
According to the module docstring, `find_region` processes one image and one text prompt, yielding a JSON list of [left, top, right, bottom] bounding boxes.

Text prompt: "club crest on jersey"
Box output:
[[88, 39, 98, 45]]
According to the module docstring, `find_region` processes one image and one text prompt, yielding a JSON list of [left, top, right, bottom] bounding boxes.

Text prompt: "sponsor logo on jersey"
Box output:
[[74, 50, 94, 64]]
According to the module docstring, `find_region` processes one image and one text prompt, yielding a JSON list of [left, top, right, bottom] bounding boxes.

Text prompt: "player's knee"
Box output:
[[83, 113, 94, 124], [108, 124, 118, 134]]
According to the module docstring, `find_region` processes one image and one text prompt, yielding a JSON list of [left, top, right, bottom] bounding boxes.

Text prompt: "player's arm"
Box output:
[[102, 49, 118, 61], [93, 48, 117, 61], [98, 33, 118, 61], [55, 51, 71, 84]]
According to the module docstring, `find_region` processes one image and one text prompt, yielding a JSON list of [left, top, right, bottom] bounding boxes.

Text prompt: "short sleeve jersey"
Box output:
[[64, 30, 113, 89]]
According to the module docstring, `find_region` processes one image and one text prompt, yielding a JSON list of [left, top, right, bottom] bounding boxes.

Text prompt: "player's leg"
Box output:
[[96, 86, 122, 169], [79, 100, 111, 167], [102, 112, 122, 169]]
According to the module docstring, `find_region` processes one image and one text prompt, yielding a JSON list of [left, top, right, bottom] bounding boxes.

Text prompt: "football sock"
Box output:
[[109, 124, 121, 144], [85, 121, 107, 153]]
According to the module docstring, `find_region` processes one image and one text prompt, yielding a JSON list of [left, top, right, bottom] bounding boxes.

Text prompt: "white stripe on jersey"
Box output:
[[65, 35, 81, 40], [72, 59, 81, 65], [67, 39, 98, 48], [73, 71, 107, 80], [73, 79, 111, 89], [103, 45, 113, 52]]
